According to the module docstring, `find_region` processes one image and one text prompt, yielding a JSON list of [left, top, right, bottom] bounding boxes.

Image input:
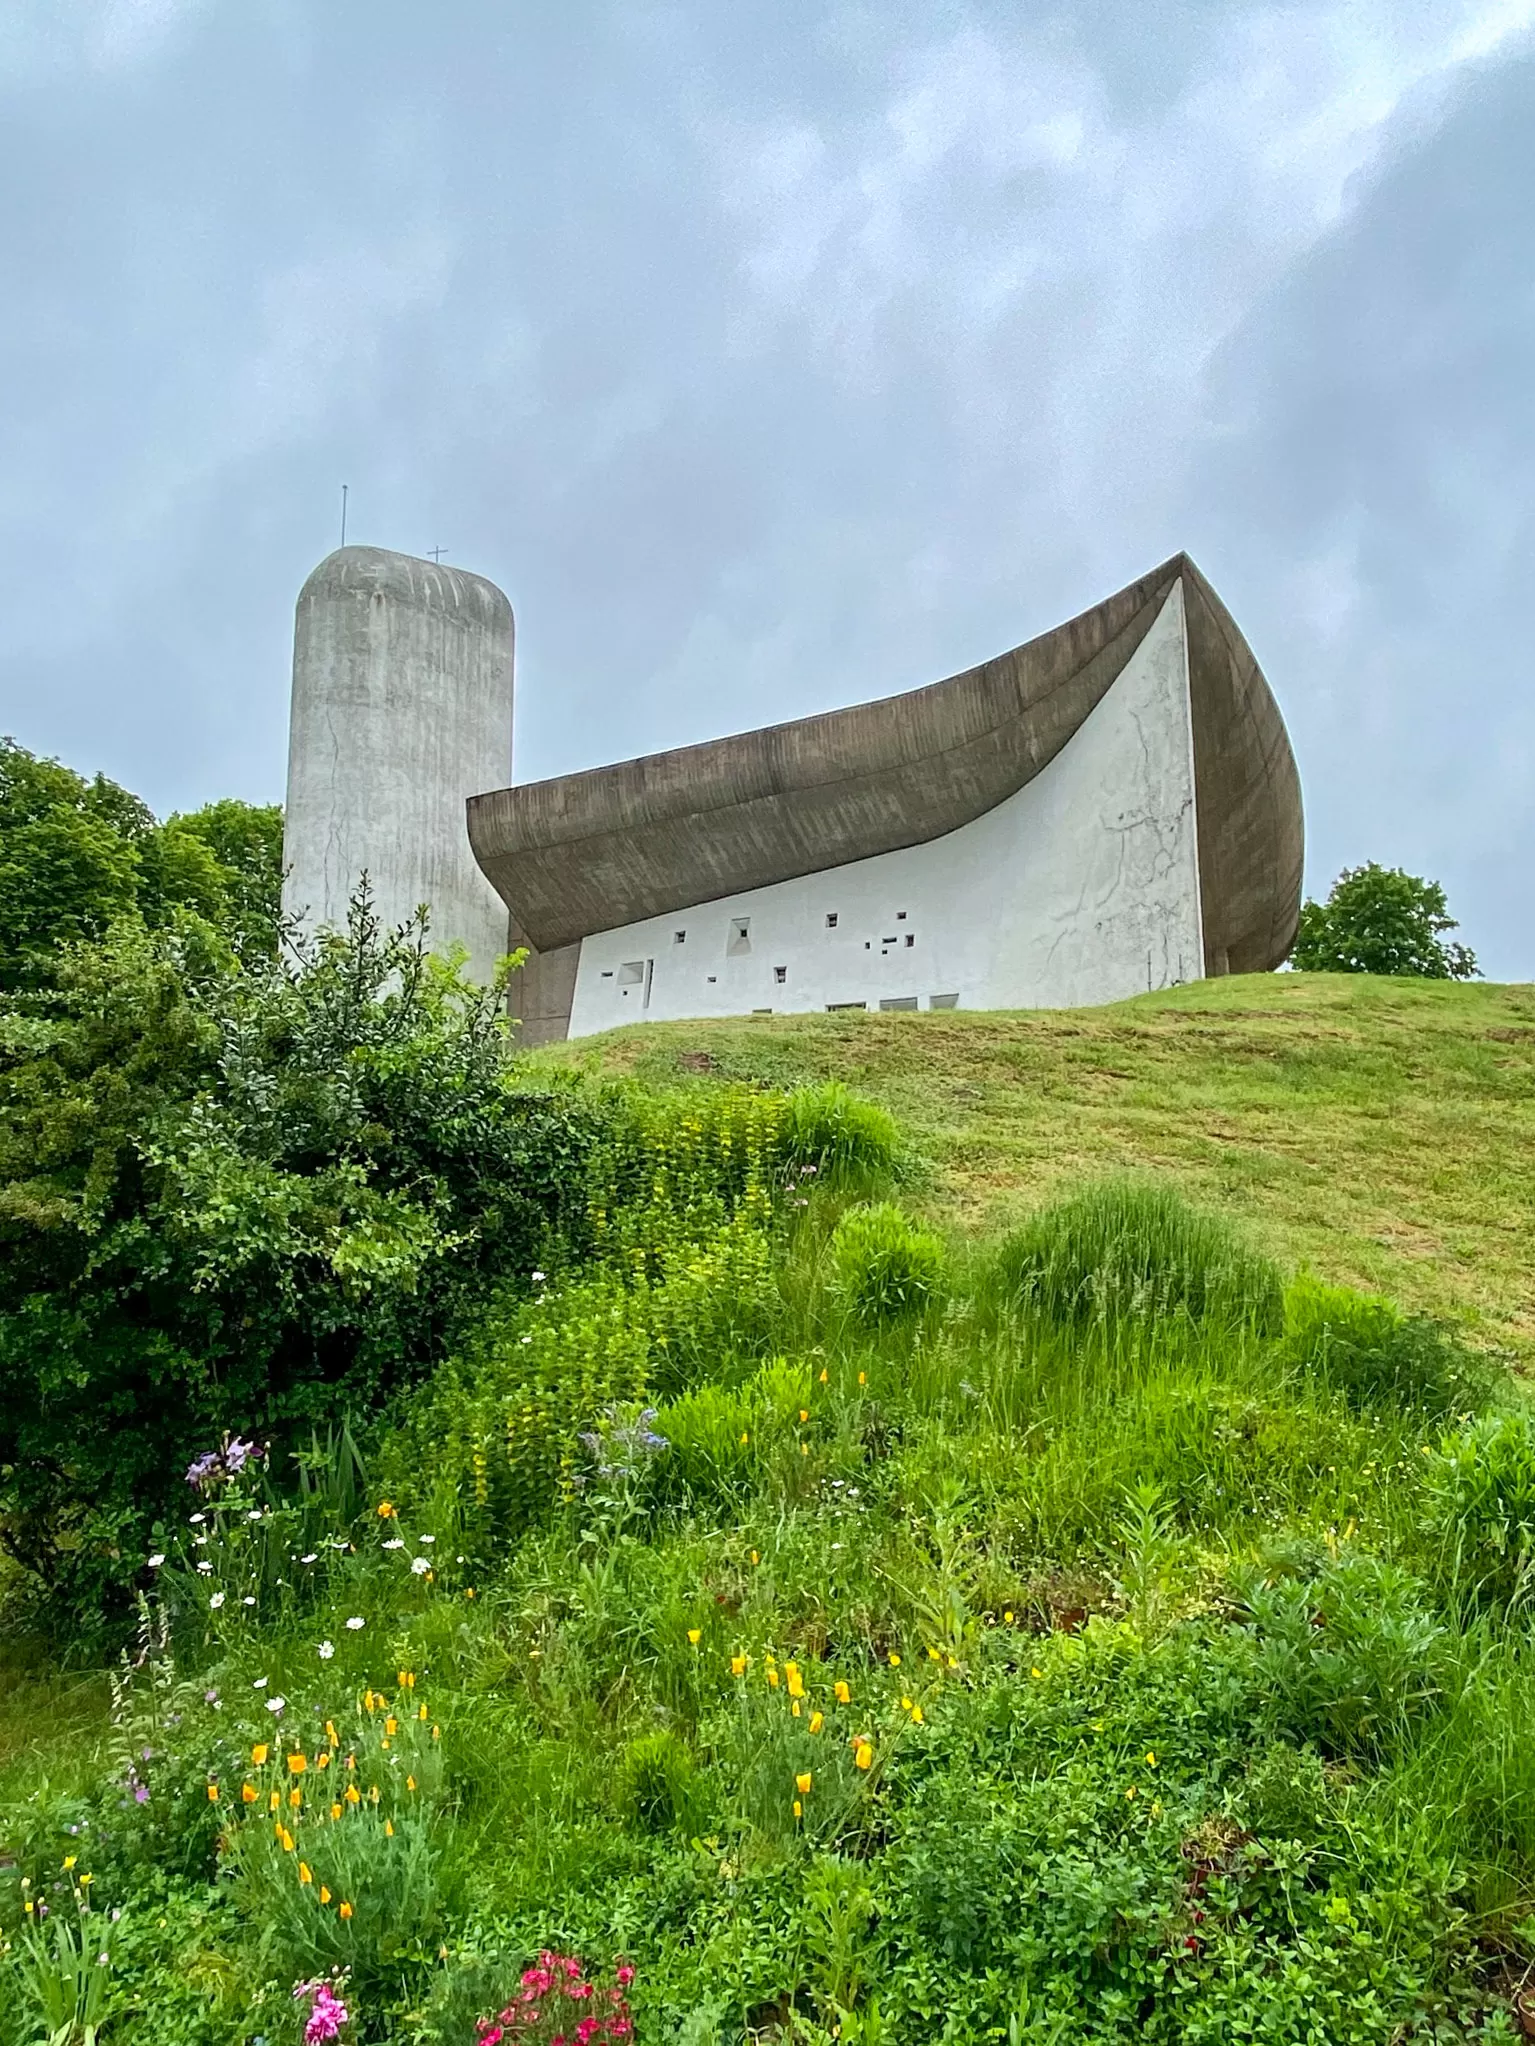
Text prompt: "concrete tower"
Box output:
[[282, 546, 514, 982]]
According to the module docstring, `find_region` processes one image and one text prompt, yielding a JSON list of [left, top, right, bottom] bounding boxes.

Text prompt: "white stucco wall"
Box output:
[[566, 579, 1202, 1036], [282, 548, 514, 983]]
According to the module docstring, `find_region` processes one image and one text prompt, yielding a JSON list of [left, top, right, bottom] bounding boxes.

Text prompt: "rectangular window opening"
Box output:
[[827, 1000, 868, 1012], [896, 910, 907, 921], [824, 912, 838, 928], [618, 961, 645, 984], [727, 917, 752, 956], [879, 996, 918, 1012], [674, 929, 687, 944], [773, 965, 787, 983], [929, 993, 959, 1010], [904, 933, 915, 948]]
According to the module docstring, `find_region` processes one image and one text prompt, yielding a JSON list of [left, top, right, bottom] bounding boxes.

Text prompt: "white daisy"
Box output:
[[209, 1592, 225, 1609], [317, 1641, 334, 1660], [345, 1616, 365, 1630], [411, 1557, 431, 1576], [147, 1553, 165, 1568]]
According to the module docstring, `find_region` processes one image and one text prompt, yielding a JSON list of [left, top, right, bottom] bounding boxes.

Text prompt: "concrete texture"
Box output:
[[466, 553, 1302, 1043], [568, 580, 1203, 1035], [282, 546, 514, 983]]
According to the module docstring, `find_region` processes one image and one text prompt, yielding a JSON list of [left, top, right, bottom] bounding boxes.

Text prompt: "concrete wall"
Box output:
[[282, 546, 514, 983], [566, 581, 1201, 1035]]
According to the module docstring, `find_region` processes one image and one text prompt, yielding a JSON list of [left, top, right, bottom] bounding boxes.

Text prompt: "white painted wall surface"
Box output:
[[282, 547, 514, 984], [567, 580, 1202, 1036]]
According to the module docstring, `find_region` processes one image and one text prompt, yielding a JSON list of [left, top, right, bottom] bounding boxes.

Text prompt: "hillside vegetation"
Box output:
[[4, 965, 1535, 2044], [536, 974, 1535, 1359]]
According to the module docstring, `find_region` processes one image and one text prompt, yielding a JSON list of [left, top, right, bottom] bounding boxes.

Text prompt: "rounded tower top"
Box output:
[[297, 545, 512, 634]]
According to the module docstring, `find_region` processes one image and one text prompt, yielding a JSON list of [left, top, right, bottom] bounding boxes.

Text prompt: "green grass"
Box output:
[[531, 973, 1535, 1357]]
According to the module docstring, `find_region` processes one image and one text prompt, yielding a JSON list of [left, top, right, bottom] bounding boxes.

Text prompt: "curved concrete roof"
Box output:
[[298, 544, 513, 635], [468, 553, 1302, 979]]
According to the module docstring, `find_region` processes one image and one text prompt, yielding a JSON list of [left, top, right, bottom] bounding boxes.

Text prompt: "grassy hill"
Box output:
[[534, 973, 1535, 1359], [7, 969, 1535, 2044]]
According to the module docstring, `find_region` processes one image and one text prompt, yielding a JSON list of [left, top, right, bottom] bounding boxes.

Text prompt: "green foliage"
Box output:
[[1291, 862, 1479, 979], [779, 1082, 900, 1182], [1422, 1412, 1535, 1612], [827, 1204, 945, 1327], [1284, 1273, 1486, 1417], [0, 738, 283, 989], [0, 891, 603, 1620], [996, 1179, 1284, 1336], [616, 1729, 707, 1836]]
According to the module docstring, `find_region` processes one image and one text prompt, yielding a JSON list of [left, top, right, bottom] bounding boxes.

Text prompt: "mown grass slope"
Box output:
[[533, 974, 1535, 1357]]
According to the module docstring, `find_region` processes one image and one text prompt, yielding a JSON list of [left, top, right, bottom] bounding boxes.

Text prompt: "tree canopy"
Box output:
[[0, 737, 283, 988], [1290, 864, 1479, 980]]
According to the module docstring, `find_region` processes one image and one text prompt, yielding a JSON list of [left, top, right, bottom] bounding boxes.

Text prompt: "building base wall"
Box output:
[[562, 581, 1202, 1038]]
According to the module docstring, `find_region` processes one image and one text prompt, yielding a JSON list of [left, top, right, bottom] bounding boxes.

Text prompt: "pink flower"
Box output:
[[477, 2030, 503, 2046], [615, 1964, 635, 1988]]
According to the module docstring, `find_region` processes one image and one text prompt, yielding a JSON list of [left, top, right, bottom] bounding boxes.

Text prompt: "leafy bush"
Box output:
[[1284, 1273, 1486, 1418], [829, 1203, 945, 1326], [996, 1179, 1284, 1336], [1231, 1547, 1446, 1758], [0, 894, 605, 1621], [1421, 1411, 1535, 1612]]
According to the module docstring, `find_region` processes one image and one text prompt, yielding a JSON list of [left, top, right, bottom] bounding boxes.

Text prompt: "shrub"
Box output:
[[0, 893, 605, 1622], [1421, 1411, 1535, 1612], [1230, 1547, 1446, 1758], [1284, 1273, 1485, 1417], [829, 1204, 946, 1326], [1239, 1741, 1332, 1842], [996, 1179, 1283, 1335]]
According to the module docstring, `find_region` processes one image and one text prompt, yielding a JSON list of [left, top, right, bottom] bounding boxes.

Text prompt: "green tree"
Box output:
[[0, 738, 284, 986], [1290, 864, 1478, 979], [0, 890, 599, 1622]]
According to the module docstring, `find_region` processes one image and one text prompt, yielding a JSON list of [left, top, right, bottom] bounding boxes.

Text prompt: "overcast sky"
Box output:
[[1, 0, 1530, 975]]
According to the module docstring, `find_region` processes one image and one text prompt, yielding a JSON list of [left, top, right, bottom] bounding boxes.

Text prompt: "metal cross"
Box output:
[[427, 545, 447, 563]]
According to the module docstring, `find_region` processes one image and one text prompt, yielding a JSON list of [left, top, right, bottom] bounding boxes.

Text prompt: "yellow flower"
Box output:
[[750, 1550, 760, 1566], [206, 1783, 219, 1802], [800, 1442, 809, 1457], [289, 1754, 307, 1774], [793, 1799, 803, 1819], [339, 1900, 354, 1920], [785, 1663, 805, 1698], [269, 1791, 281, 1813], [888, 1652, 901, 1668], [688, 1629, 701, 1646], [289, 1788, 303, 1809], [364, 1691, 376, 1713], [910, 1704, 925, 1725], [901, 1696, 912, 1710], [251, 1744, 269, 1766], [319, 1884, 332, 1904], [799, 1409, 809, 1423], [818, 1369, 828, 1383], [1031, 1666, 1043, 1679], [767, 1668, 780, 1689], [299, 1862, 312, 1885], [325, 1722, 338, 1746], [730, 1654, 748, 1677], [241, 1783, 258, 1804], [345, 1785, 361, 1805], [739, 1431, 749, 1446], [432, 1725, 441, 1740], [927, 1647, 941, 1662], [406, 1775, 417, 1792], [857, 1371, 866, 1386], [279, 1826, 295, 1852], [791, 1701, 801, 1718], [331, 1803, 343, 1821], [796, 1772, 813, 1795], [1126, 1786, 1138, 1800], [385, 1819, 395, 1837], [317, 1752, 330, 1771], [854, 1742, 873, 1771], [808, 1711, 824, 1734], [377, 1501, 395, 1518], [834, 1681, 851, 1704], [418, 1704, 429, 1721], [1004, 1611, 1015, 1624], [1145, 1751, 1157, 1768], [946, 1656, 958, 1670], [78, 1872, 93, 1887], [369, 1785, 380, 1804], [385, 1718, 398, 1737]]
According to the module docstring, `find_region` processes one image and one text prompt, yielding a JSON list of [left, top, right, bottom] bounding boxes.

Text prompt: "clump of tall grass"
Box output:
[[780, 1081, 901, 1183], [1421, 1411, 1535, 1614], [829, 1203, 946, 1327], [993, 1178, 1284, 1336], [1284, 1273, 1489, 1419]]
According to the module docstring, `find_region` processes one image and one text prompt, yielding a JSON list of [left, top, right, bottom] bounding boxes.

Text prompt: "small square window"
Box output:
[[905, 933, 915, 948], [727, 917, 751, 956], [825, 912, 838, 928], [706, 974, 717, 984], [619, 961, 645, 984], [674, 930, 687, 944], [896, 910, 907, 921], [773, 965, 787, 983], [600, 970, 614, 978]]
